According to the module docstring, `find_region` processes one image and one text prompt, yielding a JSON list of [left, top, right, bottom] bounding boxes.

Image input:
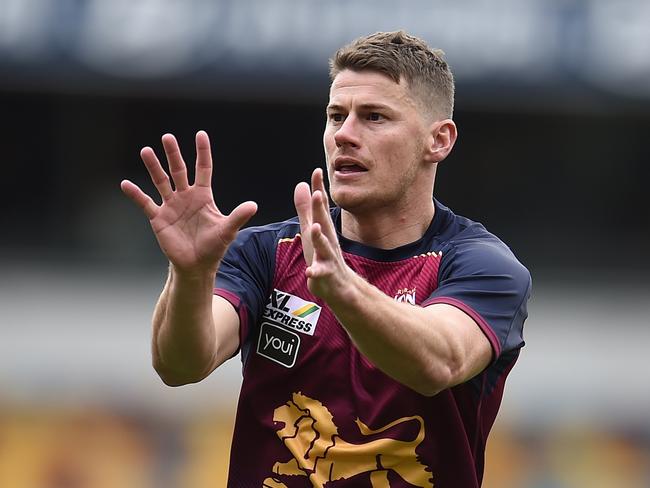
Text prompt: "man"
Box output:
[[121, 31, 531, 487]]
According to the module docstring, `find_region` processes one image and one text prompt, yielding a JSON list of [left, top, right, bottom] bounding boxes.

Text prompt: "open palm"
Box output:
[[294, 168, 353, 301], [121, 131, 257, 274]]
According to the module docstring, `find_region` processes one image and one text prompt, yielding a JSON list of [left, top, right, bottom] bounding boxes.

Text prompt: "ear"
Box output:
[[424, 119, 457, 163]]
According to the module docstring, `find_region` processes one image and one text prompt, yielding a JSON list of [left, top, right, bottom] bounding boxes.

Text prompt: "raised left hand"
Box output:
[[293, 168, 354, 301]]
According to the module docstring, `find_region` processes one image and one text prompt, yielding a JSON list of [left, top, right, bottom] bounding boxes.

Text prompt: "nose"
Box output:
[[334, 115, 360, 148]]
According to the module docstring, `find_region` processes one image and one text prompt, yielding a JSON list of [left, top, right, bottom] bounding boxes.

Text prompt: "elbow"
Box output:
[[413, 384, 444, 397], [159, 376, 189, 388], [411, 376, 450, 397], [412, 361, 459, 397], [153, 358, 210, 387], [157, 372, 195, 387]]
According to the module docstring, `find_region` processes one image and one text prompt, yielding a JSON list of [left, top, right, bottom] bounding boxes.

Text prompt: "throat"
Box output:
[[340, 206, 434, 249]]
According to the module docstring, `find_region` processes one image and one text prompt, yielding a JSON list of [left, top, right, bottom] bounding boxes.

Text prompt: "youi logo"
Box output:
[[257, 290, 323, 368], [257, 322, 300, 368]]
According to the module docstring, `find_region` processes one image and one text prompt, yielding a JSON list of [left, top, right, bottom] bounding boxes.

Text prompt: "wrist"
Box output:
[[321, 271, 377, 337], [321, 266, 364, 308], [169, 262, 219, 287]]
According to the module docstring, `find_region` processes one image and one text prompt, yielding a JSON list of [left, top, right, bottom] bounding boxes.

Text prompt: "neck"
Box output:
[[340, 199, 435, 250]]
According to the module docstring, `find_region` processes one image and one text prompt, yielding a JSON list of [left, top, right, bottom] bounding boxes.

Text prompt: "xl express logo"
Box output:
[[263, 289, 322, 336], [257, 289, 322, 368]]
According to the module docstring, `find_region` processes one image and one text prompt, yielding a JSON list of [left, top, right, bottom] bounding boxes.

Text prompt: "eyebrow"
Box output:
[[326, 102, 394, 112]]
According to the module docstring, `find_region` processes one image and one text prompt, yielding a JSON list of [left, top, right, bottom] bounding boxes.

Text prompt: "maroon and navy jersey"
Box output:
[[214, 199, 531, 488]]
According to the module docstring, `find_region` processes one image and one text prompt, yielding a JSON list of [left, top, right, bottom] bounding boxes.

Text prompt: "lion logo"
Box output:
[[262, 392, 433, 487]]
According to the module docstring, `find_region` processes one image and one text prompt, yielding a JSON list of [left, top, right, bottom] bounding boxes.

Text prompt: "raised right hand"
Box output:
[[120, 130, 257, 275]]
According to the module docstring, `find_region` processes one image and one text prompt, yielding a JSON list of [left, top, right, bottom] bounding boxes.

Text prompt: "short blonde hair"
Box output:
[[329, 31, 455, 119]]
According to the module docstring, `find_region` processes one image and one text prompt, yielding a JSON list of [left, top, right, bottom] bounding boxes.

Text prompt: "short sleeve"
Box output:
[[214, 227, 276, 349], [422, 237, 532, 360]]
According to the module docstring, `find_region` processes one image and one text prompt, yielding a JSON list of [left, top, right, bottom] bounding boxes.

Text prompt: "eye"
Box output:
[[367, 112, 383, 121], [328, 113, 345, 123]]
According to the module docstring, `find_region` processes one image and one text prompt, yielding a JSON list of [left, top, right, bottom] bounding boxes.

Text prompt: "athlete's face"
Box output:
[[323, 69, 435, 213]]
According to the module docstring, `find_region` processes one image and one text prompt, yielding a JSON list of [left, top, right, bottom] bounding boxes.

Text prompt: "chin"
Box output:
[[330, 188, 360, 209], [330, 188, 385, 214]]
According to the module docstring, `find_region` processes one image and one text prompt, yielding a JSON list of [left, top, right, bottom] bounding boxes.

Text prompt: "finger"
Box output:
[[310, 222, 336, 261], [311, 190, 338, 243], [161, 133, 190, 191], [223, 201, 258, 239], [294, 182, 314, 264], [294, 182, 313, 228], [311, 168, 336, 237], [194, 130, 213, 188], [120, 179, 159, 220], [140, 146, 174, 201], [311, 168, 329, 206]]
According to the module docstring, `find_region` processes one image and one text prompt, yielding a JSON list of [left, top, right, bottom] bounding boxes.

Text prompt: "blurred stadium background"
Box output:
[[1, 0, 649, 486]]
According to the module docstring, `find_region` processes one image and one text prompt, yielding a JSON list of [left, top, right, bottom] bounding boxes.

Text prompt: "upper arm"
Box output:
[[213, 226, 278, 359], [423, 236, 532, 376], [421, 303, 493, 388], [211, 295, 242, 368]]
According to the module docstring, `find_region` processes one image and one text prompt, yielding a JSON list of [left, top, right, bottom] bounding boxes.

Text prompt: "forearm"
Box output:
[[327, 274, 466, 396], [295, 173, 490, 395], [152, 265, 220, 386]]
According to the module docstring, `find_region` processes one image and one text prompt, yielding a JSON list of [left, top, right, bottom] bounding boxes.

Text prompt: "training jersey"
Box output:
[[214, 199, 531, 488]]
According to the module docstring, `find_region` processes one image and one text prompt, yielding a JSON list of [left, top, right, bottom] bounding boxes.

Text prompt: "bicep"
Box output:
[[211, 295, 241, 368], [422, 303, 493, 387]]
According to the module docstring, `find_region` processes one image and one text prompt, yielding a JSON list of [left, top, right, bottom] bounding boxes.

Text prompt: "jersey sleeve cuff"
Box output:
[[214, 288, 249, 358], [422, 296, 502, 360]]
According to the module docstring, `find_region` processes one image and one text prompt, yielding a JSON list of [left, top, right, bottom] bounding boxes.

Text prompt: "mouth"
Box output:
[[334, 157, 368, 175]]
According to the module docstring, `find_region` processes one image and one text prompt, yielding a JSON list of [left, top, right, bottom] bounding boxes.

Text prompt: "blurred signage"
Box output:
[[1, 0, 649, 99]]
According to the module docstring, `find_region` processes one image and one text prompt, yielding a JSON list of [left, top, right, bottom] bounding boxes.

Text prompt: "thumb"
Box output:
[[222, 200, 258, 244], [120, 179, 158, 220], [221, 200, 258, 246], [227, 201, 258, 233]]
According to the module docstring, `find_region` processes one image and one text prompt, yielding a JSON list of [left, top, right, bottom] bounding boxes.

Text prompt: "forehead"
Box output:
[[328, 69, 415, 108]]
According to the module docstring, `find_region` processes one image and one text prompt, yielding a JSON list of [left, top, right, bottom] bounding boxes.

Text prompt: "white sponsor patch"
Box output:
[[262, 289, 322, 336]]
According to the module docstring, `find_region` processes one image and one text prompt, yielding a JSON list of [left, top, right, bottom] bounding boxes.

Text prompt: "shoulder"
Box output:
[[434, 200, 531, 287], [230, 216, 302, 251]]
